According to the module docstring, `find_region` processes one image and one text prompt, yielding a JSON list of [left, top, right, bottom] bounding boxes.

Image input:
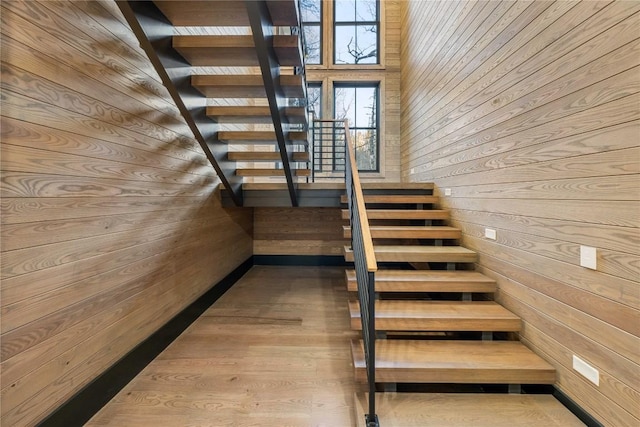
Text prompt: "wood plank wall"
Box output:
[[0, 2, 253, 425], [253, 207, 346, 256], [400, 2, 639, 426]]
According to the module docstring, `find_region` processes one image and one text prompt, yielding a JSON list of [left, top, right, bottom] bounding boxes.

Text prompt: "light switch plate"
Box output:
[[580, 245, 597, 270], [444, 188, 452, 196], [485, 228, 497, 240], [573, 355, 599, 386]]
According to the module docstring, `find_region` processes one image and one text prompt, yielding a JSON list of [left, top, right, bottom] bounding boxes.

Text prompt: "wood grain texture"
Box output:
[[0, 2, 253, 425], [86, 266, 358, 427], [401, 2, 640, 426], [254, 207, 346, 256], [354, 392, 585, 427], [351, 339, 556, 384], [349, 300, 522, 332]]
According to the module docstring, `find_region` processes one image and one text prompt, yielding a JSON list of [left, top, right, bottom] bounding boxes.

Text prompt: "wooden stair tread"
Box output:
[[173, 34, 301, 67], [207, 106, 305, 124], [349, 300, 521, 332], [155, 0, 299, 26], [353, 392, 585, 427], [341, 195, 438, 204], [343, 225, 461, 239], [228, 151, 309, 161], [219, 131, 308, 142], [344, 245, 477, 263], [342, 209, 450, 220], [361, 183, 435, 190], [192, 74, 304, 98], [351, 340, 556, 384], [236, 168, 310, 177], [345, 270, 497, 292], [242, 183, 345, 190]]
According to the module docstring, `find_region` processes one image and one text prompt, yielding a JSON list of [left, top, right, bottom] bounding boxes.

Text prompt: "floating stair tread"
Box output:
[[361, 183, 435, 190], [351, 340, 556, 384], [345, 270, 497, 293], [353, 392, 586, 427], [173, 35, 301, 66], [207, 106, 305, 124], [341, 209, 450, 220], [341, 195, 439, 204], [219, 131, 308, 142], [218, 131, 307, 144], [192, 74, 304, 98], [344, 245, 477, 263], [229, 151, 309, 161], [155, 0, 299, 26], [273, 35, 303, 66], [344, 225, 461, 239], [349, 300, 521, 332], [236, 168, 310, 177], [242, 183, 345, 190]]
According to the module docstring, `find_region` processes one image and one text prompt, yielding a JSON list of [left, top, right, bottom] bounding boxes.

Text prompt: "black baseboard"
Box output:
[[37, 257, 253, 427], [553, 387, 603, 427], [253, 254, 348, 266]]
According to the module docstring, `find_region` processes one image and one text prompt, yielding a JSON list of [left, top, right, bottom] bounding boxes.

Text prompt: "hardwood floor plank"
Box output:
[[87, 266, 358, 427], [354, 393, 585, 427]]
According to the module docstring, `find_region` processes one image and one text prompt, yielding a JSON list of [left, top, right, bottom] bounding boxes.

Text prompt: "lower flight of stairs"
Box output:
[[343, 183, 555, 408]]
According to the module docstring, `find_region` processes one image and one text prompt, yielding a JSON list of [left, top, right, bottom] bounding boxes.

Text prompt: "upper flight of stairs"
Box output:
[[343, 184, 556, 393], [118, 0, 310, 207]]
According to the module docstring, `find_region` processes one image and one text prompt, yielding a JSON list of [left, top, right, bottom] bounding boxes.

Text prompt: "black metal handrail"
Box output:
[[344, 121, 379, 427]]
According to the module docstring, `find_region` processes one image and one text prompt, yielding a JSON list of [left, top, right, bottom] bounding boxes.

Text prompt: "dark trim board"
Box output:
[[553, 388, 604, 427], [37, 257, 254, 427]]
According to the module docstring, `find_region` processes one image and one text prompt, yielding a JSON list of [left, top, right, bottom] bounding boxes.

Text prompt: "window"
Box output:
[[300, 0, 322, 64], [334, 0, 379, 64], [302, 1, 383, 173], [334, 83, 378, 171], [307, 83, 322, 119]]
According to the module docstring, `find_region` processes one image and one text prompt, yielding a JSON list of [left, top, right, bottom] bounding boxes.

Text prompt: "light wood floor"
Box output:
[[88, 266, 585, 427]]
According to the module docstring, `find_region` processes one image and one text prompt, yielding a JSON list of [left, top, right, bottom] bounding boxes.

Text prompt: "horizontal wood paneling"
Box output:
[[253, 207, 346, 256], [0, 2, 253, 425], [401, 2, 640, 426]]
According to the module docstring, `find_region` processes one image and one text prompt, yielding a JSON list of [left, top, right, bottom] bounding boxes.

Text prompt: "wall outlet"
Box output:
[[580, 245, 597, 270], [410, 168, 415, 174], [484, 228, 497, 240], [573, 355, 599, 386], [444, 188, 452, 196]]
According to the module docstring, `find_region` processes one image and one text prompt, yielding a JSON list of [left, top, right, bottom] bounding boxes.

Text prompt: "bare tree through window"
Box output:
[[334, 0, 378, 64], [300, 0, 322, 64], [334, 84, 378, 171]]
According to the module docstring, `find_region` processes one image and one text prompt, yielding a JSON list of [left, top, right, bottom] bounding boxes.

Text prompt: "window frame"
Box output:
[[300, 0, 323, 65]]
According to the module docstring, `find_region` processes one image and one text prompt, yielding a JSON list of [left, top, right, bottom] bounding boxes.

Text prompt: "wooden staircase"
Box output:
[[343, 184, 555, 400], [116, 0, 310, 206]]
